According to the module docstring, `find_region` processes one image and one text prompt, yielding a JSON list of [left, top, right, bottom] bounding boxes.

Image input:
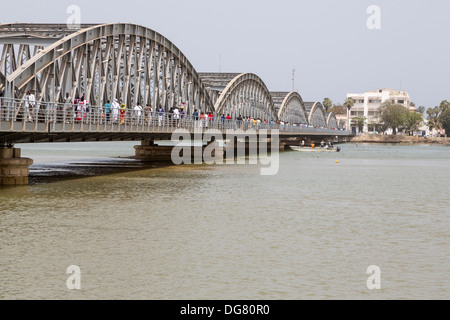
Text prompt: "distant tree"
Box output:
[[403, 112, 423, 136], [368, 120, 387, 133], [417, 106, 426, 115], [379, 103, 409, 135], [322, 98, 333, 113], [351, 116, 366, 133], [330, 104, 346, 115], [427, 106, 443, 131], [439, 100, 450, 112], [440, 108, 450, 136]]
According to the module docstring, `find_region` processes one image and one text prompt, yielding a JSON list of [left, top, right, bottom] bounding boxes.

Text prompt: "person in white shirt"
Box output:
[[134, 104, 143, 125], [173, 107, 180, 127], [24, 91, 30, 121], [28, 91, 36, 121], [111, 99, 120, 123]]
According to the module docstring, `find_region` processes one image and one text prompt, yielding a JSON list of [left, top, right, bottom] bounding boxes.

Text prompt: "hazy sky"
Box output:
[[2, 0, 449, 108]]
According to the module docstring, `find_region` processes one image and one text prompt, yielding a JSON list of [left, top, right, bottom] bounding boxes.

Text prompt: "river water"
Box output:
[[0, 142, 449, 300]]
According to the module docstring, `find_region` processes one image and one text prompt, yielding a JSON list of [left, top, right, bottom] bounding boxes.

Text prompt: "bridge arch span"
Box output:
[[305, 102, 327, 128], [326, 112, 338, 129], [213, 73, 278, 121], [277, 91, 308, 125], [4, 23, 214, 113]]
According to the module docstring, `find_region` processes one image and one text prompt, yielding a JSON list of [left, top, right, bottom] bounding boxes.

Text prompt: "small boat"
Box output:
[[290, 146, 341, 152]]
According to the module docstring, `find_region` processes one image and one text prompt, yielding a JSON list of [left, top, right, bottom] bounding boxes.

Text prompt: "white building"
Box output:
[[346, 89, 415, 134]]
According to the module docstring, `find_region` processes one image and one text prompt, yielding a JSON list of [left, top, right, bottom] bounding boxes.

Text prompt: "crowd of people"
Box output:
[[0, 92, 344, 131]]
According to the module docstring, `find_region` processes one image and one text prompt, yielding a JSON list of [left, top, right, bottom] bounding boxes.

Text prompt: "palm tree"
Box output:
[[344, 97, 355, 131], [322, 98, 332, 113], [427, 107, 443, 131]]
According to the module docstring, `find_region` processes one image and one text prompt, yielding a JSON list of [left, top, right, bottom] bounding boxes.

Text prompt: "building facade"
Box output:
[[346, 89, 415, 134]]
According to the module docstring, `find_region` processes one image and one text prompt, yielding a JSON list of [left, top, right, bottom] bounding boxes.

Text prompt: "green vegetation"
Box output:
[[378, 102, 423, 135], [322, 98, 332, 113], [351, 116, 366, 133], [426, 100, 449, 135], [403, 111, 424, 136], [329, 104, 346, 115], [344, 97, 355, 111], [440, 109, 450, 136], [416, 106, 426, 115]]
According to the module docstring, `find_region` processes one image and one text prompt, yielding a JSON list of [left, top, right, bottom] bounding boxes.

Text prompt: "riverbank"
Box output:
[[348, 135, 450, 145]]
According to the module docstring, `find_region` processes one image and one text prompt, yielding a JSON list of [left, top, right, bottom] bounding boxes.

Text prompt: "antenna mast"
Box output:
[[292, 68, 296, 92]]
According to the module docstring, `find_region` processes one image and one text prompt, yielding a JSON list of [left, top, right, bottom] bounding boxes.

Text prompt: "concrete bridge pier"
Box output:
[[0, 147, 34, 185], [134, 139, 223, 163]]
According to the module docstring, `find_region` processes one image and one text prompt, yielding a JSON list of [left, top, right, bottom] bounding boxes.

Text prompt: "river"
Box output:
[[0, 142, 449, 299]]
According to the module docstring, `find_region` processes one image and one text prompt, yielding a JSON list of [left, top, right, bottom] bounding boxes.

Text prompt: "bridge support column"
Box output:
[[134, 139, 223, 163], [0, 148, 34, 186], [134, 140, 174, 162], [224, 136, 285, 158]]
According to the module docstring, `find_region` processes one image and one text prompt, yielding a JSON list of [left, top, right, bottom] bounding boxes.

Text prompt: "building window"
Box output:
[[398, 100, 405, 104]]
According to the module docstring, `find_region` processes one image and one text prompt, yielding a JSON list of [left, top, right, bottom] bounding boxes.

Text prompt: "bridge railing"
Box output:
[[0, 97, 349, 135]]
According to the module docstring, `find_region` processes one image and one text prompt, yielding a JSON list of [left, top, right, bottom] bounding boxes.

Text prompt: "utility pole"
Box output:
[[292, 68, 296, 92]]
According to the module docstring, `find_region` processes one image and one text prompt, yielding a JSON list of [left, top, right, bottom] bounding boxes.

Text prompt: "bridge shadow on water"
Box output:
[[27, 158, 173, 185]]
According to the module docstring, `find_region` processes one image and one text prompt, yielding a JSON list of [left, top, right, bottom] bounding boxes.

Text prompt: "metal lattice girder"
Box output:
[[277, 91, 308, 125], [304, 102, 327, 128], [326, 112, 338, 129], [3, 23, 214, 113], [213, 73, 278, 121]]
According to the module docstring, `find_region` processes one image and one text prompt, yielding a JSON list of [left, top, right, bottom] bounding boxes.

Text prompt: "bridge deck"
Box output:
[[0, 99, 349, 144]]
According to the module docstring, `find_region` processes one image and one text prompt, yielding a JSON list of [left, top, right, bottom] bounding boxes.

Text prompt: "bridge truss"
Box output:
[[1, 23, 336, 127]]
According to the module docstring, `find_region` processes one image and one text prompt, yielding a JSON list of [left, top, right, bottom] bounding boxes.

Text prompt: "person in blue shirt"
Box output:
[[104, 100, 111, 123], [193, 109, 199, 120], [158, 106, 164, 126]]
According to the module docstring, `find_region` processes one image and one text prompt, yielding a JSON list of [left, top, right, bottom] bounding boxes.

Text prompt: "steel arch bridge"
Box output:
[[1, 23, 214, 114], [1, 23, 331, 126]]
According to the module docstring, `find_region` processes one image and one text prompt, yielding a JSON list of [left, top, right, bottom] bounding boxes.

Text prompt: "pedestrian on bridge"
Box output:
[[120, 104, 126, 125], [144, 104, 152, 125], [104, 100, 111, 124], [173, 107, 180, 127], [111, 99, 120, 123], [134, 103, 143, 125], [64, 92, 72, 123], [200, 112, 205, 128], [158, 106, 164, 126], [28, 91, 36, 122]]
